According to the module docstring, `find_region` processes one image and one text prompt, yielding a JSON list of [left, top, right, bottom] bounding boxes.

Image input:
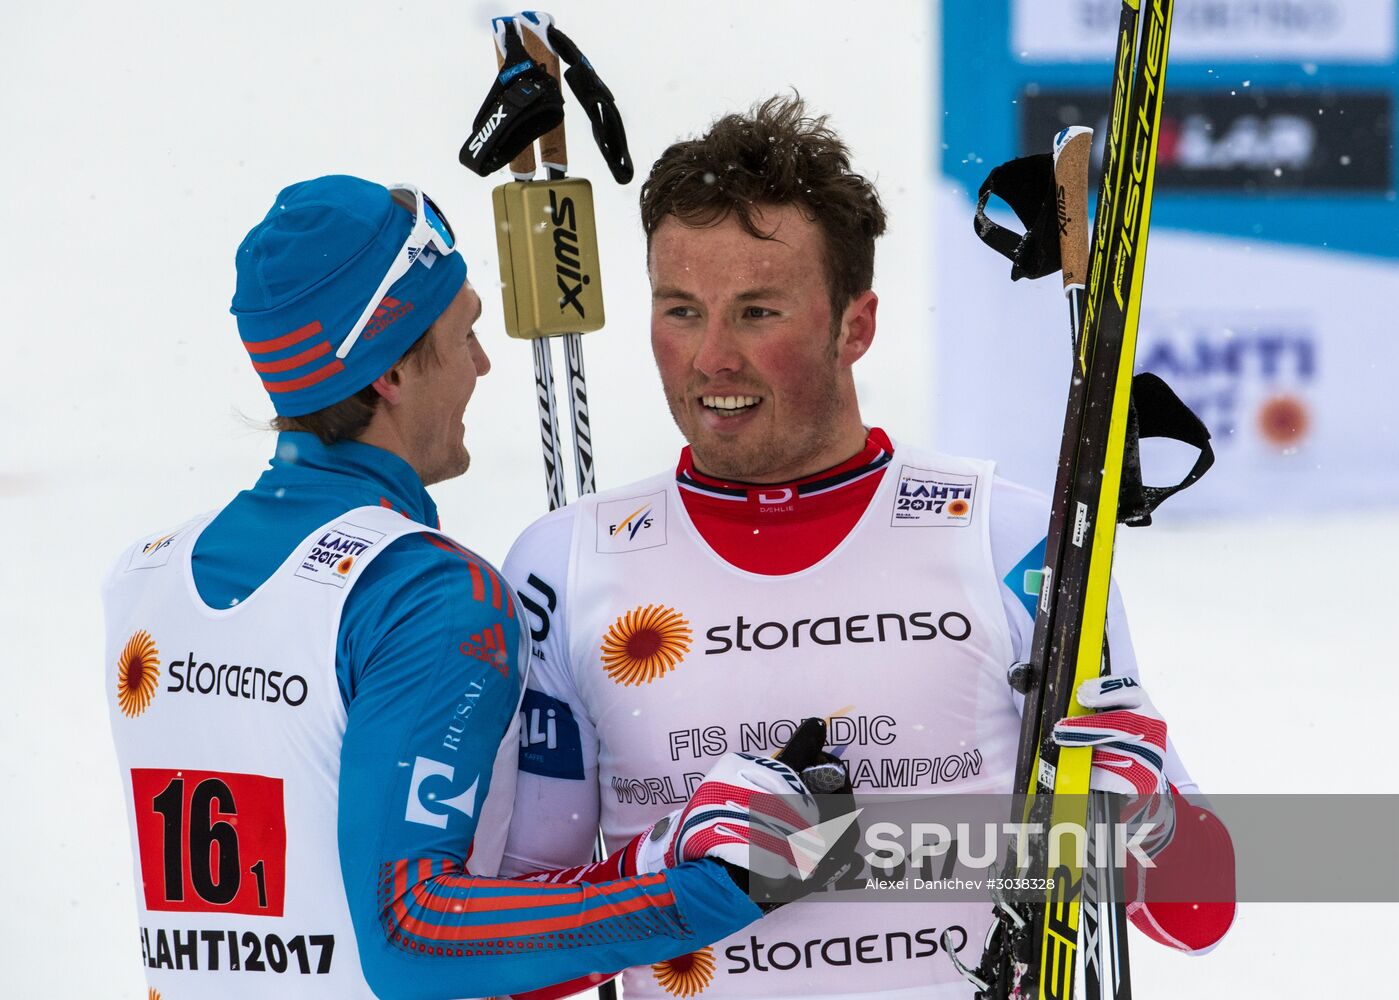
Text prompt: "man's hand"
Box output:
[[634, 718, 861, 910], [1053, 676, 1175, 860], [634, 750, 818, 873], [1051, 675, 1168, 797]]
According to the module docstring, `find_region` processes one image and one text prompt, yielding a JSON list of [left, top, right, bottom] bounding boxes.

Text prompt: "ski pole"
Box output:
[[498, 18, 574, 510], [490, 15, 616, 998]]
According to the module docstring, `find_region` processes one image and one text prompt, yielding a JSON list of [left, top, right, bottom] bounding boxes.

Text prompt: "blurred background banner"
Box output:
[[935, 0, 1399, 515]]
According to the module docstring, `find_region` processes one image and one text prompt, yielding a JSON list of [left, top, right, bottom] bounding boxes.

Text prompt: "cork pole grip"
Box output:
[[1053, 127, 1093, 292], [493, 41, 538, 177], [520, 29, 567, 172]]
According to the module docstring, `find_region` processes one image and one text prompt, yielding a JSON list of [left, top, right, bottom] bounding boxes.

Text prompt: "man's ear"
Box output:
[[370, 366, 403, 404], [838, 290, 878, 365]]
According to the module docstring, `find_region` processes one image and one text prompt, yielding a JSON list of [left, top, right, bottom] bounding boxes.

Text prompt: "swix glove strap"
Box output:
[[461, 11, 633, 183], [459, 19, 563, 176]]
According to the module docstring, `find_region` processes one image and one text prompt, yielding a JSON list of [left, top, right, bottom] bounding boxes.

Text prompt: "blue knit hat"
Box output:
[[231, 175, 468, 417]]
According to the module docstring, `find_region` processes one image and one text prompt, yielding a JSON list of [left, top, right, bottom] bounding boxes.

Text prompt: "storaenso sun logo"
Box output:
[[549, 189, 590, 318], [117, 629, 162, 718], [653, 946, 715, 997]]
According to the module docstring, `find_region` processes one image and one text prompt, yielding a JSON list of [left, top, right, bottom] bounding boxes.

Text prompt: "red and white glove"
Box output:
[[1051, 678, 1236, 954], [634, 751, 819, 875], [1051, 675, 1168, 797]]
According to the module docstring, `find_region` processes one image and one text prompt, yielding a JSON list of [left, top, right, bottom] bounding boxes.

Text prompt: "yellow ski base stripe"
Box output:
[[1036, 3, 1173, 999]]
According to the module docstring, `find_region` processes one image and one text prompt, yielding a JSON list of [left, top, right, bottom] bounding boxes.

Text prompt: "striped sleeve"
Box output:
[[338, 534, 758, 999], [378, 859, 688, 954]]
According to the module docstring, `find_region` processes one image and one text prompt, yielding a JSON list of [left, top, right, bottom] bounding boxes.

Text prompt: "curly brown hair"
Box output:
[[640, 94, 887, 317]]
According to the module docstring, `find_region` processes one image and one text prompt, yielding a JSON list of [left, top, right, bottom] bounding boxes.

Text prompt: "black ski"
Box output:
[[946, 1, 1177, 997]]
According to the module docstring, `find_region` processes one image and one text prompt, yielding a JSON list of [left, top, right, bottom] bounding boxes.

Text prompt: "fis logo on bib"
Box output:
[[891, 467, 977, 527], [613, 506, 654, 540], [596, 492, 667, 553], [125, 527, 183, 571], [295, 521, 386, 587]]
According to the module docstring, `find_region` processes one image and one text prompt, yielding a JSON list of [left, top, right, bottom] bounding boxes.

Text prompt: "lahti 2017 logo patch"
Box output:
[[891, 467, 977, 527]]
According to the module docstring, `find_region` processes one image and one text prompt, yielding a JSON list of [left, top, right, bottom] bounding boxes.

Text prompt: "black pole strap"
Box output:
[[459, 19, 563, 176], [974, 154, 1215, 523], [1118, 372, 1215, 527], [460, 12, 633, 184], [973, 153, 1063, 281], [547, 24, 633, 184]]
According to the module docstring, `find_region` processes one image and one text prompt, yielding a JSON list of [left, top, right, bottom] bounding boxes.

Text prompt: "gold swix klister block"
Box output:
[[492, 177, 605, 340]]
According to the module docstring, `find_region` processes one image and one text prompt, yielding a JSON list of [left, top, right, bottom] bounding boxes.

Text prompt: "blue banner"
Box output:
[[935, 0, 1399, 515]]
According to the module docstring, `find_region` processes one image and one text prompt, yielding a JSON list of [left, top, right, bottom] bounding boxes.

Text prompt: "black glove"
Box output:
[[458, 23, 564, 176], [719, 717, 862, 911]]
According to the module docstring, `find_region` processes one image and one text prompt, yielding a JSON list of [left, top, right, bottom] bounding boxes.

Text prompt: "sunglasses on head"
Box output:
[[335, 184, 457, 360]]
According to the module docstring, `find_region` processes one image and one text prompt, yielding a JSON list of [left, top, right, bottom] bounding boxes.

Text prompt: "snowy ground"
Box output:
[[3, 1, 1393, 996]]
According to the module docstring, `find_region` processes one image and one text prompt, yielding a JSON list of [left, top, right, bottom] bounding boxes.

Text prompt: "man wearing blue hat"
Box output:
[[103, 175, 827, 999]]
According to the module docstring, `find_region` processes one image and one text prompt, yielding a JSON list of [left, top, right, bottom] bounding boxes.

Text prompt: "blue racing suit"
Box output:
[[190, 432, 757, 998]]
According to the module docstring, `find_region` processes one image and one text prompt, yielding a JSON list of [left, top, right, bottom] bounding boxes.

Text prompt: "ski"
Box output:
[[1049, 124, 1136, 1000], [948, 1, 1177, 997], [1012, 1, 1174, 994]]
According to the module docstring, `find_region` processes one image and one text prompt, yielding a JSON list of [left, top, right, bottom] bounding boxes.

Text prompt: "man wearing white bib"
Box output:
[[501, 98, 1237, 999], [104, 175, 826, 1000]]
